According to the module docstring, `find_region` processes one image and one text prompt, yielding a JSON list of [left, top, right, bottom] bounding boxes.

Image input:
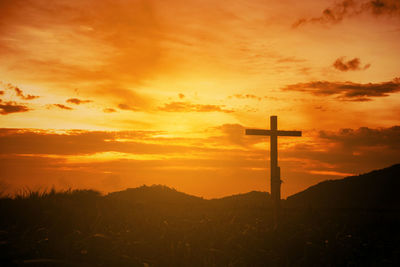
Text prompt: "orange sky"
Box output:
[[0, 0, 399, 198]]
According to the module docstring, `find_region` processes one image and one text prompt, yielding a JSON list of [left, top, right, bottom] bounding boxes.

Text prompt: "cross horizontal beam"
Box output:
[[245, 129, 302, 137]]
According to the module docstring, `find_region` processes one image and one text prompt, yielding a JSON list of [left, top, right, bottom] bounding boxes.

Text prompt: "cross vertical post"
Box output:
[[245, 116, 302, 229], [270, 116, 280, 228], [270, 115, 278, 199]]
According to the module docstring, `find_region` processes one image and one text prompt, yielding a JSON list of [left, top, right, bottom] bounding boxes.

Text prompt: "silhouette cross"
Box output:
[[245, 115, 301, 228]]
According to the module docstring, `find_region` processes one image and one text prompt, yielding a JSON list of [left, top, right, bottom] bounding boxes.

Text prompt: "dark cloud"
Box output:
[[0, 129, 197, 156], [333, 57, 370, 71], [103, 108, 117, 113], [66, 98, 92, 105], [52, 104, 73, 110], [293, 0, 357, 27], [118, 103, 139, 111], [293, 0, 400, 28], [159, 102, 234, 113], [212, 124, 261, 147], [0, 125, 399, 198], [364, 0, 400, 16], [278, 126, 400, 179], [0, 91, 4, 95], [212, 124, 247, 147], [0, 101, 29, 115], [178, 93, 185, 99], [319, 126, 400, 149], [2, 83, 39, 100], [13, 86, 39, 100], [282, 77, 400, 101]]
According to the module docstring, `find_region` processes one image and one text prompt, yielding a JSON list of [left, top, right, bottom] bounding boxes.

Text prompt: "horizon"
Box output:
[[1, 0, 400, 198], [2, 163, 399, 200]]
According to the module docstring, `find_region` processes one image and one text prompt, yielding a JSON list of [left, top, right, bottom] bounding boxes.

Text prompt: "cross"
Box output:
[[245, 115, 301, 228]]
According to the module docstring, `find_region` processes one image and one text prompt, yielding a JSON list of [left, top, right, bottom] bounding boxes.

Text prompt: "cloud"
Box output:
[[159, 102, 234, 113], [95, 85, 152, 110], [276, 57, 306, 63], [212, 123, 262, 147], [178, 93, 185, 99], [230, 94, 262, 101], [319, 126, 400, 149], [118, 103, 139, 111], [52, 104, 73, 110], [333, 57, 370, 71], [293, 0, 357, 27], [103, 108, 116, 113], [282, 77, 400, 101], [12, 86, 39, 100], [293, 0, 400, 28], [66, 98, 92, 105], [0, 0, 168, 91], [364, 0, 400, 16], [0, 127, 267, 197], [0, 101, 30, 115], [0, 151, 269, 198], [0, 128, 226, 156], [2, 83, 39, 100], [278, 126, 400, 180], [0, 125, 399, 198]]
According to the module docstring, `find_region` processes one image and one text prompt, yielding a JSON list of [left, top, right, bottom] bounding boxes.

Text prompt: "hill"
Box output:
[[286, 164, 400, 209], [106, 185, 205, 207], [0, 165, 399, 266]]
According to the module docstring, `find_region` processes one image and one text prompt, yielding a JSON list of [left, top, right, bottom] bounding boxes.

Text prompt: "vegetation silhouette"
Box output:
[[286, 164, 400, 210], [1, 165, 399, 266]]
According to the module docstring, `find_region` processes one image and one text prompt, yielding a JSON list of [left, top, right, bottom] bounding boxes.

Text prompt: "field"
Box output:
[[1, 185, 399, 266]]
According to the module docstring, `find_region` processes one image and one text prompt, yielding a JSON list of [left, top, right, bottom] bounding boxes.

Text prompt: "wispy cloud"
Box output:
[[159, 102, 234, 113], [2, 82, 39, 100], [103, 108, 116, 113], [12, 86, 39, 100], [333, 57, 370, 71], [51, 104, 73, 110], [66, 98, 92, 105], [282, 77, 400, 101], [118, 104, 139, 111], [293, 0, 400, 28], [229, 94, 262, 101]]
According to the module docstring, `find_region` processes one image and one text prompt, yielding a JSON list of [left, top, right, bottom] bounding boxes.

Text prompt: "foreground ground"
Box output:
[[0, 183, 399, 266]]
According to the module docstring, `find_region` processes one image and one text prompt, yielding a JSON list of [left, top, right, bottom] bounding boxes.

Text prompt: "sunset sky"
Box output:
[[1, 0, 399, 198]]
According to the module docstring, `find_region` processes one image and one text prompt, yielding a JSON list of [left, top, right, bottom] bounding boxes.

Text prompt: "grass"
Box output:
[[0, 186, 399, 266]]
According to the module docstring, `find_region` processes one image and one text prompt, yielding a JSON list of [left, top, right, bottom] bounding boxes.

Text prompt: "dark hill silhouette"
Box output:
[[286, 164, 400, 209], [106, 185, 205, 205], [104, 164, 400, 211], [1, 165, 399, 266], [210, 191, 271, 209], [213, 190, 270, 202]]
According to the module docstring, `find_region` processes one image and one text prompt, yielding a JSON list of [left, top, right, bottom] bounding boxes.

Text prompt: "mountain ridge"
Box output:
[[99, 163, 400, 210], [285, 163, 400, 209]]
